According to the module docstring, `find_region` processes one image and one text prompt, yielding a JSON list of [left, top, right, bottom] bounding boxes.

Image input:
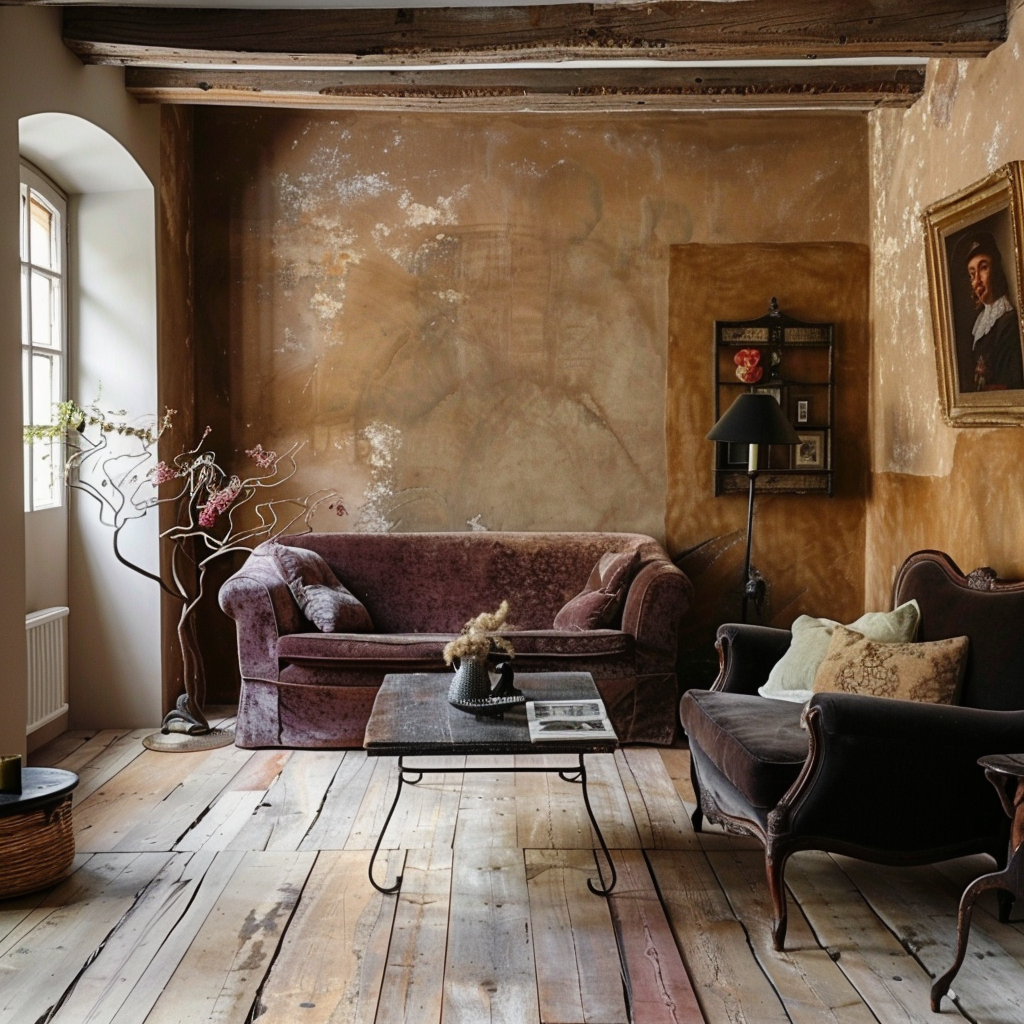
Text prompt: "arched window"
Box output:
[[20, 161, 68, 511]]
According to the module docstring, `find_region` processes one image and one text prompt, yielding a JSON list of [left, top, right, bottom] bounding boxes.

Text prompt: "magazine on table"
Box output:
[[526, 698, 616, 742]]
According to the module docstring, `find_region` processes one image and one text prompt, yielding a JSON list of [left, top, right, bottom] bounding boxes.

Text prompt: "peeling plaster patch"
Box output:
[[437, 290, 463, 303], [355, 421, 402, 533], [278, 173, 323, 215], [311, 290, 345, 322], [310, 217, 357, 248], [276, 327, 303, 354], [397, 187, 469, 228], [466, 514, 488, 531], [513, 160, 544, 179], [985, 121, 1007, 171], [335, 173, 392, 205], [405, 202, 447, 227]]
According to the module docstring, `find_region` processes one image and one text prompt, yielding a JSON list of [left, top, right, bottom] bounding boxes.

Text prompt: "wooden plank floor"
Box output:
[[5, 726, 1021, 1023]]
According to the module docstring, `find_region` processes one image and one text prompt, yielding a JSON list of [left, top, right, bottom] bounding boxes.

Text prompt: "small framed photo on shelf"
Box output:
[[788, 393, 815, 425], [793, 431, 825, 469]]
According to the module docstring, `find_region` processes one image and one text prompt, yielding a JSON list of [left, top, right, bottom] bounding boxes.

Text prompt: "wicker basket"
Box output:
[[0, 796, 75, 899]]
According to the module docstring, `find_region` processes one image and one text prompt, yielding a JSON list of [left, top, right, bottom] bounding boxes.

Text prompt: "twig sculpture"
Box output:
[[27, 401, 343, 740]]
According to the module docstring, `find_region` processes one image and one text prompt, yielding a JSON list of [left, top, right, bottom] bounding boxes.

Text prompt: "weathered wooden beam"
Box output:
[[124, 64, 926, 111], [64, 2, 1006, 68]]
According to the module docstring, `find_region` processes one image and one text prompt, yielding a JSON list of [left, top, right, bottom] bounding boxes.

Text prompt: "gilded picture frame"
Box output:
[[923, 162, 1024, 426]]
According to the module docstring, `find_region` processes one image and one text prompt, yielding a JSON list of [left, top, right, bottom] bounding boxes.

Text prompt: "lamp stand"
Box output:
[[741, 469, 756, 623], [740, 443, 760, 624]]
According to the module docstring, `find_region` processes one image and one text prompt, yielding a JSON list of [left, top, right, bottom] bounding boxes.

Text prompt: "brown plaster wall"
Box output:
[[867, 10, 1024, 605], [185, 109, 868, 698], [667, 244, 870, 688]]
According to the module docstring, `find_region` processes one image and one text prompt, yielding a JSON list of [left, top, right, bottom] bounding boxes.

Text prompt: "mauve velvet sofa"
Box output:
[[220, 531, 693, 748]]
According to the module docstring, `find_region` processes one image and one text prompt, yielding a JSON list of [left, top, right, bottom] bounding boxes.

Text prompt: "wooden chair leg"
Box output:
[[765, 848, 789, 951], [689, 756, 704, 833], [996, 888, 1015, 923], [931, 865, 1014, 1011]]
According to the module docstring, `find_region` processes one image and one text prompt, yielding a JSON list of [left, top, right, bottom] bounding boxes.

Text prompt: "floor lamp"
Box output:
[[707, 393, 800, 622]]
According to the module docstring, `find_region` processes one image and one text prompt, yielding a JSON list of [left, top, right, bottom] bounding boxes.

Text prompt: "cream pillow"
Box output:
[[812, 626, 968, 705], [758, 599, 921, 703]]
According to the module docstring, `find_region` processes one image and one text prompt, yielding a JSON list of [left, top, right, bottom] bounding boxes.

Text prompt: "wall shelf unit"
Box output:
[[713, 298, 834, 496]]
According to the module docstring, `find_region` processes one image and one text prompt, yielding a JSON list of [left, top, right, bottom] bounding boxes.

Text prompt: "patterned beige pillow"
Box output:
[[812, 626, 969, 705]]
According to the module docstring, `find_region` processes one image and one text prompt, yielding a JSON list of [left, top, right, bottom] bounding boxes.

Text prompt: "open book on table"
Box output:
[[526, 698, 616, 742]]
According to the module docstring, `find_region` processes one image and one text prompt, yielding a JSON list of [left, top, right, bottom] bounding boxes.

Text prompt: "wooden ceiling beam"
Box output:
[[64, 2, 1007, 68], [124, 64, 926, 111]]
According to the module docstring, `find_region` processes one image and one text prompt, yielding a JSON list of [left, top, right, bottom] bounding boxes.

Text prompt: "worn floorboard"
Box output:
[[15, 731, 1020, 1024]]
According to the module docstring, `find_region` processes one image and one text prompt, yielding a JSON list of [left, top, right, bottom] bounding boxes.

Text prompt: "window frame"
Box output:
[[20, 161, 69, 513]]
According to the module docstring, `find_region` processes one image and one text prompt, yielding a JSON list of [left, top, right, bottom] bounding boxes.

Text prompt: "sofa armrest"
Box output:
[[218, 548, 305, 680], [620, 560, 692, 670], [712, 624, 793, 695], [777, 693, 1024, 854]]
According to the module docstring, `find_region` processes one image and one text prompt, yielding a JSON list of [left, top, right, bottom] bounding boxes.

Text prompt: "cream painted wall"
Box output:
[[70, 189, 161, 728], [0, 7, 160, 754], [867, 6, 1024, 605]]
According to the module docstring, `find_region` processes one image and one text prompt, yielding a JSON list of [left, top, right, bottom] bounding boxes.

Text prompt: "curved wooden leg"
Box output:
[[930, 866, 1014, 1012], [996, 887, 1015, 923], [690, 756, 704, 833], [766, 848, 789, 951]]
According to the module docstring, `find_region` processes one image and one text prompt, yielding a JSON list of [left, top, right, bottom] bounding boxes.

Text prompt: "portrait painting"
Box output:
[[923, 162, 1024, 425]]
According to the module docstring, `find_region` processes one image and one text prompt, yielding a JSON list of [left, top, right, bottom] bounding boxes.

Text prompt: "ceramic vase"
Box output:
[[448, 656, 491, 705]]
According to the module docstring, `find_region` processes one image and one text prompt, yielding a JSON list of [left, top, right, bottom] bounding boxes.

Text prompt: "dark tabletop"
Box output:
[[0, 767, 79, 818], [979, 753, 1024, 778], [364, 671, 619, 757]]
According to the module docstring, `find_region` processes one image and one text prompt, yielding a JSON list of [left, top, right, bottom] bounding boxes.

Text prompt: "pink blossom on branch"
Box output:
[[198, 480, 242, 527], [245, 444, 277, 470], [150, 461, 178, 485]]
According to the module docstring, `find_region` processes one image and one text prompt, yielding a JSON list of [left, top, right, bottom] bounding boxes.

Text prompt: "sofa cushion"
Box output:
[[554, 550, 639, 630], [269, 542, 373, 633], [680, 690, 808, 810], [277, 629, 633, 664], [812, 626, 969, 705], [758, 600, 921, 704]]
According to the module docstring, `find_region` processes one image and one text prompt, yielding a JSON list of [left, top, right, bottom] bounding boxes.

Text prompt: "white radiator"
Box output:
[[26, 606, 69, 734]]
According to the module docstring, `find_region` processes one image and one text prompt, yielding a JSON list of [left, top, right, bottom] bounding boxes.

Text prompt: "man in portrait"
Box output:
[[957, 232, 1024, 391]]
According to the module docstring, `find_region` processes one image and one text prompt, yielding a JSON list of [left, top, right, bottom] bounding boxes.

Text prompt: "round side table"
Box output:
[[0, 767, 79, 900], [930, 753, 1024, 1011]]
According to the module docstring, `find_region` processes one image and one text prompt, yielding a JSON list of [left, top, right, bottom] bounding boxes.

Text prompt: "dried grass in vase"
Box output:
[[443, 600, 516, 665]]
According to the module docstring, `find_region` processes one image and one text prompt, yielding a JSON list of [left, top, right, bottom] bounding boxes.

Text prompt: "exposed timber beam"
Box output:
[[63, 2, 1007, 69], [124, 64, 926, 111]]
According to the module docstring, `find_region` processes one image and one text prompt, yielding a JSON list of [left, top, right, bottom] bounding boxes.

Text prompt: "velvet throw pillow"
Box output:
[[812, 626, 969, 705], [268, 542, 373, 634], [758, 599, 921, 704], [553, 550, 639, 631]]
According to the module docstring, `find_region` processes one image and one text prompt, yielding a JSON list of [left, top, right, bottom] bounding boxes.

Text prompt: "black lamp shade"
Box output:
[[706, 393, 801, 445]]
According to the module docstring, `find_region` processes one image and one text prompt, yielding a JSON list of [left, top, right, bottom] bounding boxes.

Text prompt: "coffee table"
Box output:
[[363, 671, 619, 896]]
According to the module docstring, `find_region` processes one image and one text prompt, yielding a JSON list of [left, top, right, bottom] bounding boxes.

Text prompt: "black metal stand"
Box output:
[[367, 753, 617, 897], [740, 469, 756, 623]]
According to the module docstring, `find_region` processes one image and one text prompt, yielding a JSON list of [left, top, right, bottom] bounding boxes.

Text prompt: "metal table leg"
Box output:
[[367, 753, 617, 896], [576, 754, 617, 896], [367, 757, 422, 895]]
